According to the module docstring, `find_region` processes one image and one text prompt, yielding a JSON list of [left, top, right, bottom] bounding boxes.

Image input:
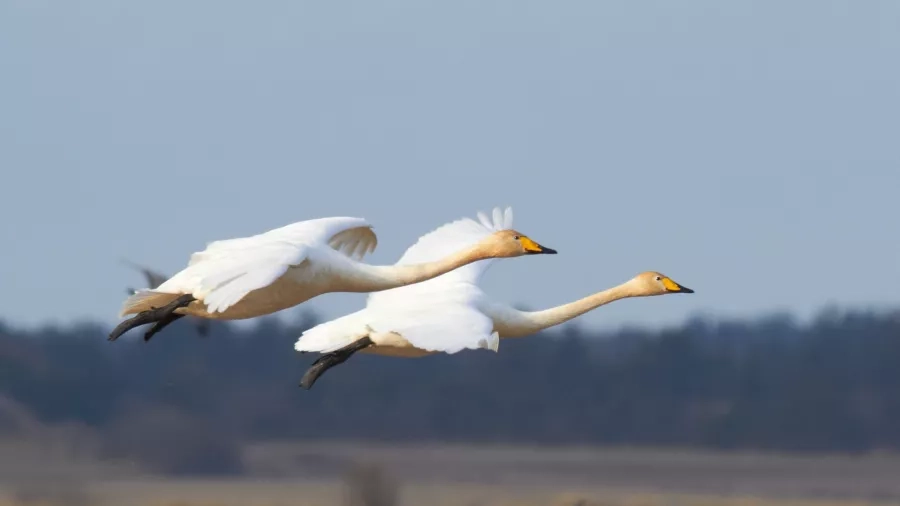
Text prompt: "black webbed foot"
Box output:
[[299, 337, 373, 390], [143, 312, 187, 342]]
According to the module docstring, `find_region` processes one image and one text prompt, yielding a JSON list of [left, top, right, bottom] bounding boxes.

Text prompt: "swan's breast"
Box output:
[[361, 331, 436, 358]]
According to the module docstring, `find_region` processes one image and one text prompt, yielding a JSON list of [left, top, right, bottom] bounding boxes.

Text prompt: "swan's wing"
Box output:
[[295, 299, 499, 355], [189, 217, 377, 265], [297, 208, 513, 355], [120, 259, 169, 289], [326, 225, 378, 261], [368, 207, 512, 309], [143, 270, 169, 289], [348, 207, 511, 353], [368, 297, 499, 354], [154, 240, 310, 314], [295, 309, 371, 353], [149, 217, 377, 314]]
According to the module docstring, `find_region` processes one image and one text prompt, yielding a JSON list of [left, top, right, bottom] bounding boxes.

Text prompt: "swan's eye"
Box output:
[[655, 276, 661, 281], [513, 235, 520, 240]]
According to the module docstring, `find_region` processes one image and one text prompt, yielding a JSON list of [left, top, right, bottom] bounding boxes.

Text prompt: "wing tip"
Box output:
[[476, 332, 500, 353], [476, 206, 514, 232]]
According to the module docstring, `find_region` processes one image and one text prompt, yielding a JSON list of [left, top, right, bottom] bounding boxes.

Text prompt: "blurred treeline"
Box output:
[[2, 306, 900, 474]]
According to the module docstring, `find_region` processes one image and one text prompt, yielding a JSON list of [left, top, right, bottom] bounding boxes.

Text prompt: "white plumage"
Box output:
[[292, 207, 695, 390], [120, 217, 378, 319], [120, 259, 212, 337], [113, 207, 553, 346]]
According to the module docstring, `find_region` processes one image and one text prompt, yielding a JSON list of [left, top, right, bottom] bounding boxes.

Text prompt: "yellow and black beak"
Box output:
[[661, 277, 694, 293], [520, 236, 557, 255]]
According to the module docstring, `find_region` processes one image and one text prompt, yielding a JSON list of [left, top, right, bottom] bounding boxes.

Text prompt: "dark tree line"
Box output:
[[2, 305, 900, 463]]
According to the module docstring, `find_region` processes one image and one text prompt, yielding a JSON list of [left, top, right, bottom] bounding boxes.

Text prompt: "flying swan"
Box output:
[[109, 212, 556, 342], [294, 207, 694, 389]]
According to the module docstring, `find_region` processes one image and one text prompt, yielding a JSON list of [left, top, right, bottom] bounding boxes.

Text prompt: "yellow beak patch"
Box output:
[[519, 236, 544, 253], [661, 277, 682, 292]]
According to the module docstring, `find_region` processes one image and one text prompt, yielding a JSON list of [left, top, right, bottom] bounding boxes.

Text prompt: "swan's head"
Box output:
[[629, 271, 694, 296], [483, 229, 557, 257]]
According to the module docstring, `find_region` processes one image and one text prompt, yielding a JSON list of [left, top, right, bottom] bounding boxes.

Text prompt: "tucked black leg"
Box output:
[[143, 312, 186, 342], [299, 337, 373, 390], [108, 294, 196, 342]]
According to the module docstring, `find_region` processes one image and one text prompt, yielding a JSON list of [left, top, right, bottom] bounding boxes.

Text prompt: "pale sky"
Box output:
[[2, 0, 899, 333]]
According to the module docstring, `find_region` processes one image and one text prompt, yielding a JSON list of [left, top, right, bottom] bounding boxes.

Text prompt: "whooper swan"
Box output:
[[120, 258, 211, 337], [110, 213, 556, 342], [294, 207, 693, 389]]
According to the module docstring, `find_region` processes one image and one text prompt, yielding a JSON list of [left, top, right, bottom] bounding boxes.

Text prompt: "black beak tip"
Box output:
[[680, 286, 694, 294], [541, 247, 557, 254]]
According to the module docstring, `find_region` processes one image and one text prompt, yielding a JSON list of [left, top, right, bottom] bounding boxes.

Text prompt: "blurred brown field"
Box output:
[[2, 485, 900, 506], [3, 440, 900, 506]]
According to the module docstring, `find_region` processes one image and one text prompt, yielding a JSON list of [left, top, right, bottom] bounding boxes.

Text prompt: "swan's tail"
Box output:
[[119, 290, 182, 317]]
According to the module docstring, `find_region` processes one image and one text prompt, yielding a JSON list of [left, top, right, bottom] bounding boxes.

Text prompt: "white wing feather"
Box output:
[[189, 217, 376, 265], [150, 217, 377, 314], [120, 258, 169, 288], [295, 309, 372, 353], [296, 287, 498, 354], [368, 288, 499, 354], [296, 207, 511, 354], [369, 205, 511, 300]]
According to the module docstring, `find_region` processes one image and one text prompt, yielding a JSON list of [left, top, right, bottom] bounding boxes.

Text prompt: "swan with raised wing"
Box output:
[[110, 212, 556, 342], [294, 207, 693, 389]]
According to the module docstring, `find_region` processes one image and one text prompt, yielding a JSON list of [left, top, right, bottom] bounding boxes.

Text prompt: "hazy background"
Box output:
[[3, 2, 900, 505], [3, 0, 899, 331]]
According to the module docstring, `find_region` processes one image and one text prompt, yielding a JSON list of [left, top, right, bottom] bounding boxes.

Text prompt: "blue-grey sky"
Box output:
[[2, 0, 899, 333]]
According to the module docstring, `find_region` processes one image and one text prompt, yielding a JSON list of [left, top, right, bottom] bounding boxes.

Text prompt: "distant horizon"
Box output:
[[5, 296, 898, 337]]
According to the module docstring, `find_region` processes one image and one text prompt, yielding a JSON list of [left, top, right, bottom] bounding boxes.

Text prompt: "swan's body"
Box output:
[[118, 217, 380, 320], [111, 212, 555, 341], [294, 208, 693, 387]]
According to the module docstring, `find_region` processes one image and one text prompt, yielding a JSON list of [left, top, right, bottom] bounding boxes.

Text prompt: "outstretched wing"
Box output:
[[358, 207, 513, 353], [120, 259, 169, 289], [369, 291, 499, 354], [189, 217, 377, 265], [160, 241, 311, 314], [368, 206, 512, 307], [147, 217, 377, 314], [295, 289, 499, 355], [295, 308, 372, 353]]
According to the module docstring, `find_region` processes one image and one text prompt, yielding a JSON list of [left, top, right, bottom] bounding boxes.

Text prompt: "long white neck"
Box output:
[[497, 281, 641, 337], [340, 243, 491, 292]]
